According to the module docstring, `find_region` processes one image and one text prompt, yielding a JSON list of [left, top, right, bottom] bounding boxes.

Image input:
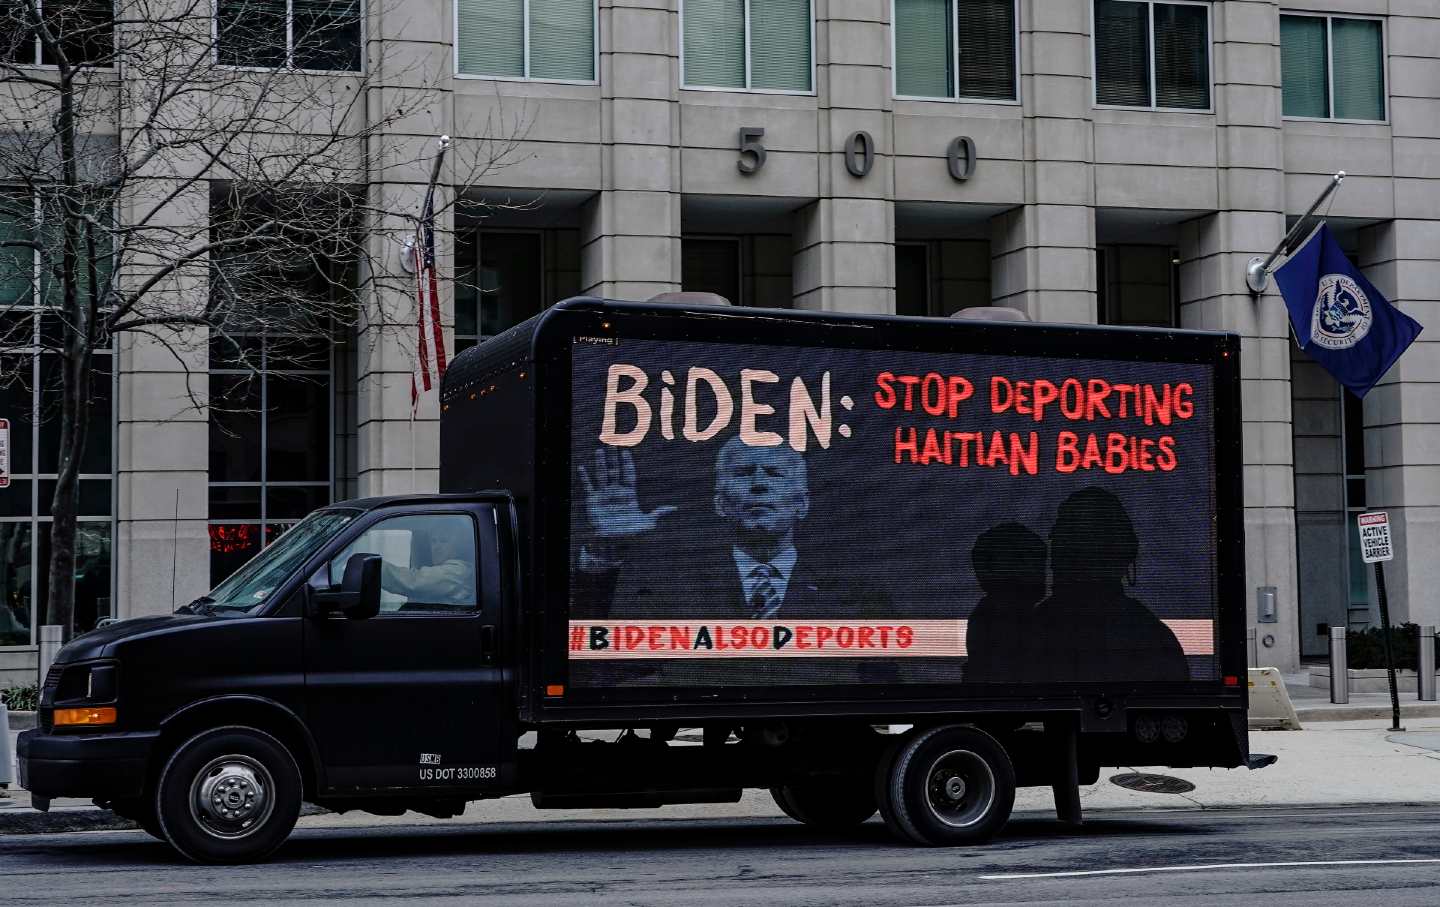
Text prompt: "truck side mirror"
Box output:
[[310, 554, 382, 619]]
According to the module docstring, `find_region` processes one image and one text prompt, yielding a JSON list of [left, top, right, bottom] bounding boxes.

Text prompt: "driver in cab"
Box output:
[[379, 528, 475, 606]]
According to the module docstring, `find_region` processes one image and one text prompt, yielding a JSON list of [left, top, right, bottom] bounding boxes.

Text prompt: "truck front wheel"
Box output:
[[154, 726, 302, 864], [770, 779, 877, 830], [876, 725, 1015, 846]]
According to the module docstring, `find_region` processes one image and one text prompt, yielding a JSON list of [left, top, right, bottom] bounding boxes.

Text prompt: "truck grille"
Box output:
[[38, 665, 61, 731]]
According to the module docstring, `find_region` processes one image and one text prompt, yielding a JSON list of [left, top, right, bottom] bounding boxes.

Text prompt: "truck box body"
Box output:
[[441, 299, 1247, 729]]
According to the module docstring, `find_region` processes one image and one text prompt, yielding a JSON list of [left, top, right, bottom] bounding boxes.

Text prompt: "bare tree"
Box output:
[[0, 0, 525, 636]]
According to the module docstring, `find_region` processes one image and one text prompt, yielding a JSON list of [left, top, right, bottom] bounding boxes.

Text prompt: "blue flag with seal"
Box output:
[[1273, 224, 1423, 398]]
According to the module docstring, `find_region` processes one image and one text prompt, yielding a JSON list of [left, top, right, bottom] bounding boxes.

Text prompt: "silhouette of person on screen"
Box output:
[[963, 523, 1047, 683], [1032, 488, 1189, 683], [575, 438, 887, 620]]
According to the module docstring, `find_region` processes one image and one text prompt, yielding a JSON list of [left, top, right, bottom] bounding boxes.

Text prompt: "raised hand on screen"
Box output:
[[578, 448, 677, 542]]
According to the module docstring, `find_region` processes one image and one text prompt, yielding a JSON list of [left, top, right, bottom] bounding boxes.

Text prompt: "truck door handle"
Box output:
[[480, 624, 497, 661]]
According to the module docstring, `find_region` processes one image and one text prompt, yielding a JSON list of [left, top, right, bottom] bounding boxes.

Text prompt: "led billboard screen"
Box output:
[[566, 336, 1218, 688]]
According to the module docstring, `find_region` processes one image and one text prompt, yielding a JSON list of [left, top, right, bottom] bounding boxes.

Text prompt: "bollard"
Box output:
[[1421, 626, 1437, 702], [1247, 628, 1258, 668], [1329, 626, 1349, 705], [0, 700, 13, 786], [37, 625, 63, 690]]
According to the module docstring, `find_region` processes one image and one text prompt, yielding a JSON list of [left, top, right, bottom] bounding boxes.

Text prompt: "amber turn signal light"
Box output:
[[53, 706, 117, 726], [545, 684, 564, 697]]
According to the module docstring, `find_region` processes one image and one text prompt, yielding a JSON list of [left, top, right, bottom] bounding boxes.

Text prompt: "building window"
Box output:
[[1281, 14, 1384, 121], [206, 186, 352, 585], [208, 332, 334, 584], [216, 0, 363, 72], [0, 0, 114, 67], [0, 190, 115, 645], [682, 0, 812, 93], [893, 0, 1017, 101], [1096, 245, 1179, 327], [456, 0, 596, 82], [681, 237, 742, 306], [1341, 389, 1372, 625], [1093, 0, 1210, 110], [454, 230, 545, 353], [895, 243, 932, 316]]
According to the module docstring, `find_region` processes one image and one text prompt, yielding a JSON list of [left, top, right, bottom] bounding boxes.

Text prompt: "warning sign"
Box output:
[[0, 417, 9, 489], [1358, 511, 1394, 563]]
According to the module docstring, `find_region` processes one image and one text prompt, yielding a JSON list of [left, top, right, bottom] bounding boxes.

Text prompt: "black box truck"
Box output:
[[19, 299, 1265, 863]]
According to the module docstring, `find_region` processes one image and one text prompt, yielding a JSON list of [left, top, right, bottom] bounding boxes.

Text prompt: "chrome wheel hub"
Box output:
[[189, 755, 275, 840], [924, 749, 996, 829]]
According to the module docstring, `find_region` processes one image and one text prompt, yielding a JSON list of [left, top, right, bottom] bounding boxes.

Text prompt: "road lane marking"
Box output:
[[978, 858, 1440, 880]]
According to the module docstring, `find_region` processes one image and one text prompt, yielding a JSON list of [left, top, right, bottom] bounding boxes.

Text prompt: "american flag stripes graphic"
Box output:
[[410, 182, 447, 414]]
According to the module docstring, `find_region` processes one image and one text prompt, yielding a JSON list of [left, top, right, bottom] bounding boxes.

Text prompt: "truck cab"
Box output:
[[19, 494, 517, 863]]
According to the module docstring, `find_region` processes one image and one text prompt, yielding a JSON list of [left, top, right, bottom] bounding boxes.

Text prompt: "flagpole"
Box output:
[[1246, 170, 1345, 295]]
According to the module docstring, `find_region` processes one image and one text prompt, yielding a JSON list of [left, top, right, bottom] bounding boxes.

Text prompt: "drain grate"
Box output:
[[1108, 772, 1197, 795]]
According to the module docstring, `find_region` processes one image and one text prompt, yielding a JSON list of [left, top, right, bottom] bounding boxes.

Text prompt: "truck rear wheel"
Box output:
[[770, 779, 877, 829], [875, 725, 1015, 846], [154, 726, 302, 864]]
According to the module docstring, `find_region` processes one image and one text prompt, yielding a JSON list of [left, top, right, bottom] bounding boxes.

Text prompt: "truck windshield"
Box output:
[[204, 510, 359, 612]]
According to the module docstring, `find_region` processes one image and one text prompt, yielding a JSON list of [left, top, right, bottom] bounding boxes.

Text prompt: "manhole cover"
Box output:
[[1108, 772, 1196, 795]]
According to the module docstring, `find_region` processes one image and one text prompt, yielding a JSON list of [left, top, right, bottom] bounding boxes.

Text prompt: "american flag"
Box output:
[[410, 181, 447, 414]]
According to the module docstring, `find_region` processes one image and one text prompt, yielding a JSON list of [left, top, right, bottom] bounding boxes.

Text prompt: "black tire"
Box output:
[[110, 797, 165, 841], [876, 725, 1015, 846], [154, 726, 302, 864], [770, 779, 877, 829]]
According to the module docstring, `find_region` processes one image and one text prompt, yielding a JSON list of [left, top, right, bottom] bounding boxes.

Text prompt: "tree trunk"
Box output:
[[44, 43, 89, 640], [45, 360, 86, 637]]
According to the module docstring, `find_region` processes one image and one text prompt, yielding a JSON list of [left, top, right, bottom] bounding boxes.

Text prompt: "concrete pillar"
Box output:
[[1352, 4, 1440, 628], [990, 0, 1095, 324], [1179, 0, 1298, 669], [1358, 219, 1440, 628], [355, 1, 454, 496], [792, 1, 893, 313], [581, 0, 681, 299], [114, 185, 211, 618]]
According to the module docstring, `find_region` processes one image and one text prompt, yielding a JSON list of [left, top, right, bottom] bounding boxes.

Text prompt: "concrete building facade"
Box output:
[[2, 0, 1437, 684]]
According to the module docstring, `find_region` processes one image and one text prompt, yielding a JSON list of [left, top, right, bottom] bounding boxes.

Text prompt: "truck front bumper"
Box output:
[[17, 729, 161, 802]]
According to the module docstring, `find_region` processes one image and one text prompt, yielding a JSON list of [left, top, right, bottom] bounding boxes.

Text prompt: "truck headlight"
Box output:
[[53, 661, 118, 705]]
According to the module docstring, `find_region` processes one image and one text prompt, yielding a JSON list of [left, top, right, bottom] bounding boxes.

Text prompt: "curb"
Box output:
[[0, 801, 330, 837], [0, 806, 138, 836], [1295, 703, 1440, 722]]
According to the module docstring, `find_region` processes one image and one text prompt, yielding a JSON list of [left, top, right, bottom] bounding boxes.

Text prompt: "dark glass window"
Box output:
[[291, 0, 362, 71], [895, 243, 930, 317], [1153, 2, 1209, 109], [0, 0, 112, 67], [207, 334, 334, 584], [455, 230, 545, 351], [38, 0, 114, 66], [681, 237, 741, 306], [265, 375, 328, 483], [209, 375, 263, 484], [1094, 0, 1209, 110], [0, 188, 116, 645], [217, 0, 362, 72], [0, 523, 34, 646]]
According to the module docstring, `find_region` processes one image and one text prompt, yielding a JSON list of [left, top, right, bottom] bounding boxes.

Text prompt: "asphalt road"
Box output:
[[5, 805, 1440, 905]]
